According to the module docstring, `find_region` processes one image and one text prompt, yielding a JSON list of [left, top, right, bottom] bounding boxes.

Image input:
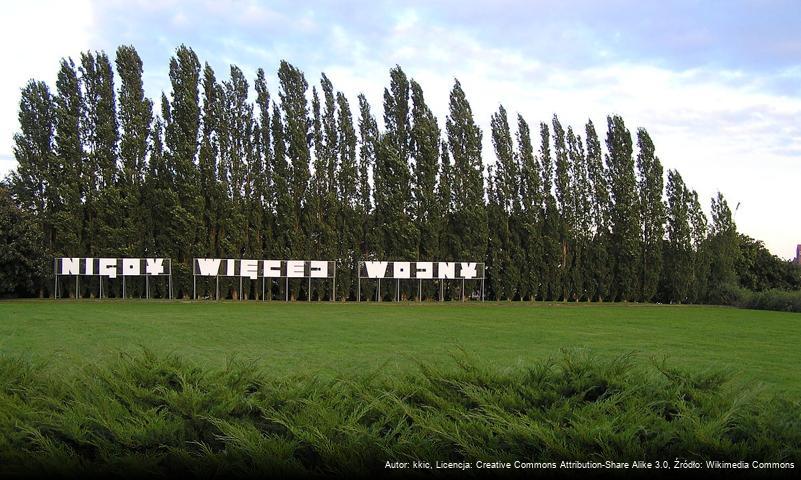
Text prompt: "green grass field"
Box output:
[[1, 300, 799, 395]]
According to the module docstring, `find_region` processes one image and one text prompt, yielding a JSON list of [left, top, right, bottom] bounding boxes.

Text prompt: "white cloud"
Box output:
[[2, 1, 798, 258], [0, 0, 94, 177], [317, 21, 801, 257]]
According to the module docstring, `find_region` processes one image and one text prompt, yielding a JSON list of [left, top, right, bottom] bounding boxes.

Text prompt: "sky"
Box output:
[[1, 0, 799, 258]]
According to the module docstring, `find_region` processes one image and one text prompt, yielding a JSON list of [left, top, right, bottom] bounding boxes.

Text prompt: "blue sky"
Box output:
[[1, 0, 800, 257]]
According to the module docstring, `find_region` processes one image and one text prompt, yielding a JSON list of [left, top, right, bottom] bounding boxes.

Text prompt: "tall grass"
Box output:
[[719, 284, 801, 313], [0, 349, 799, 477]]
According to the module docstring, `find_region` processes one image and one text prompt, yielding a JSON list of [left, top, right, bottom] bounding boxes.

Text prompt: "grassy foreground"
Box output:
[[1, 301, 800, 395], [0, 349, 799, 478]]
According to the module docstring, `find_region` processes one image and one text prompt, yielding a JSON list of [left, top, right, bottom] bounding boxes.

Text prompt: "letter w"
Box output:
[[364, 261, 388, 278], [196, 258, 221, 276]]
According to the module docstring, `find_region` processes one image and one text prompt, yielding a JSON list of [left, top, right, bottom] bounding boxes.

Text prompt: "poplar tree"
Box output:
[[688, 190, 709, 302], [53, 58, 83, 266], [277, 60, 310, 266], [567, 127, 590, 300], [636, 128, 665, 301], [116, 45, 152, 258], [446, 80, 486, 299], [142, 115, 178, 296], [10, 80, 56, 295], [220, 65, 250, 267], [539, 122, 560, 300], [310, 73, 338, 296], [517, 115, 543, 300], [489, 105, 520, 299], [605, 115, 639, 301], [552, 115, 572, 300], [664, 169, 692, 302], [707, 192, 738, 301], [163, 45, 202, 295], [335, 92, 358, 300], [376, 67, 417, 275], [484, 165, 505, 299], [356, 94, 379, 299], [271, 102, 293, 261], [585, 120, 612, 301], [410, 79, 441, 296], [198, 63, 222, 258], [81, 51, 121, 269], [437, 139, 457, 299], [253, 68, 274, 262]]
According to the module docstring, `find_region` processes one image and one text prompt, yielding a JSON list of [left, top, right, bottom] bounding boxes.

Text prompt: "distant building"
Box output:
[[797, 245, 801, 265]]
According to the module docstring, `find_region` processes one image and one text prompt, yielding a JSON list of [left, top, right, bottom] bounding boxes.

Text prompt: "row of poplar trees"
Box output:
[[9, 44, 740, 301]]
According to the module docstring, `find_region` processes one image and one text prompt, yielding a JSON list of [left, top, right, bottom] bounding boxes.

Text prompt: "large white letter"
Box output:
[[310, 261, 328, 278], [226, 259, 236, 276], [122, 258, 141, 276], [364, 261, 388, 278], [460, 262, 477, 279], [287, 260, 305, 277], [61, 258, 80, 275], [99, 258, 117, 278], [263, 260, 281, 277], [393, 262, 410, 279], [415, 262, 433, 279], [240, 259, 258, 280], [196, 258, 221, 276], [438, 262, 455, 279], [146, 258, 164, 275], [84, 258, 94, 275]]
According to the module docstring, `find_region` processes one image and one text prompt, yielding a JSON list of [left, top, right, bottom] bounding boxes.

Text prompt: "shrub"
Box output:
[[0, 349, 799, 477]]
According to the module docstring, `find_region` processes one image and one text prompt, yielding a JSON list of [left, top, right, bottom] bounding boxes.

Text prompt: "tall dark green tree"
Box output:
[[53, 58, 84, 266], [163, 45, 202, 296], [410, 79, 441, 285], [489, 105, 521, 299], [10, 80, 56, 295], [663, 169, 692, 303], [278, 60, 311, 267], [253, 68, 274, 264], [375, 68, 417, 277], [585, 120, 612, 301], [81, 51, 121, 266], [517, 115, 543, 300], [335, 92, 358, 300], [116, 45, 152, 258], [552, 115, 572, 300], [309, 73, 338, 295], [446, 80, 486, 299], [707, 192, 739, 301], [605, 115, 639, 301], [271, 102, 293, 262], [567, 127, 590, 300], [539, 122, 560, 300], [198, 63, 222, 258], [688, 189, 709, 302], [635, 128, 665, 301]]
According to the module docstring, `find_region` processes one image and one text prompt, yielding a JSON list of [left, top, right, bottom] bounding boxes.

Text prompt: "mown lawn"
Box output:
[[1, 300, 799, 394]]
